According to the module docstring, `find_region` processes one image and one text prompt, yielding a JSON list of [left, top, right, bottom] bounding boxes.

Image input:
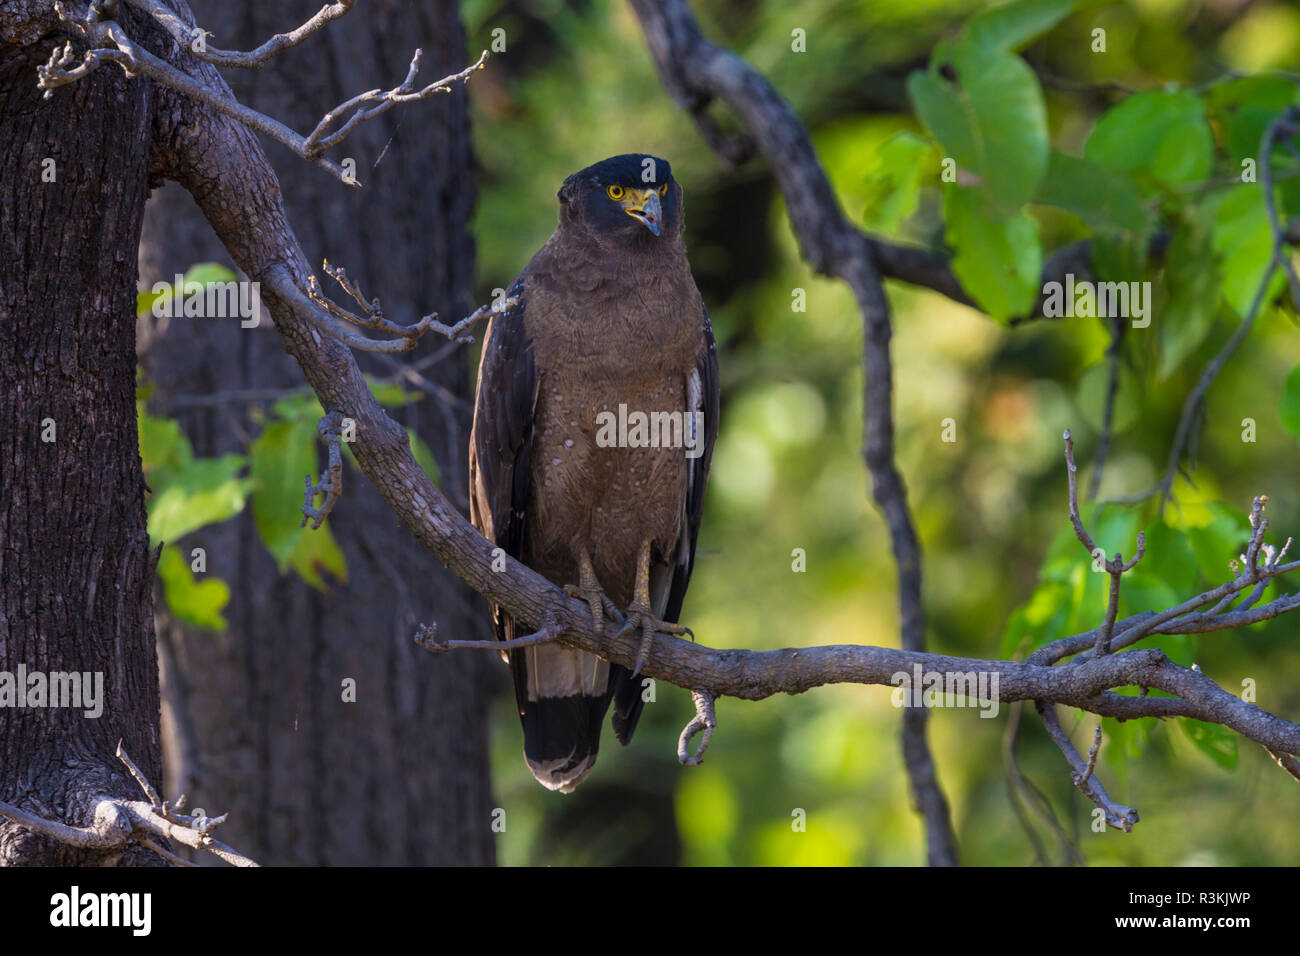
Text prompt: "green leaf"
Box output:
[[1085, 89, 1214, 190], [1204, 75, 1300, 163], [1120, 521, 1198, 616], [407, 428, 441, 487], [157, 545, 230, 631], [368, 378, 420, 408], [1093, 506, 1141, 562], [1000, 578, 1071, 657], [289, 522, 348, 591], [249, 417, 352, 588], [1179, 717, 1239, 770], [965, 0, 1076, 55], [1100, 716, 1129, 786], [147, 454, 252, 545], [250, 418, 319, 568], [143, 263, 241, 317], [1212, 184, 1283, 317], [184, 262, 238, 286], [1074, 359, 1140, 436], [138, 408, 193, 481], [1089, 233, 1146, 285], [942, 183, 1042, 321], [271, 390, 326, 423], [137, 286, 168, 318], [1186, 504, 1250, 582], [908, 48, 1049, 217], [1280, 365, 1300, 435], [1158, 220, 1220, 379], [861, 132, 932, 234], [1102, 714, 1152, 764], [1035, 150, 1153, 233]]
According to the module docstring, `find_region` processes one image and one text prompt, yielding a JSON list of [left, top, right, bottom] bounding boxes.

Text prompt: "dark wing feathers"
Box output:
[[666, 307, 720, 623], [469, 279, 536, 710]]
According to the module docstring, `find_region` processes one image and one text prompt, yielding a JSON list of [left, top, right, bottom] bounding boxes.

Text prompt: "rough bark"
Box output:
[[135, 0, 494, 865], [0, 15, 163, 866]]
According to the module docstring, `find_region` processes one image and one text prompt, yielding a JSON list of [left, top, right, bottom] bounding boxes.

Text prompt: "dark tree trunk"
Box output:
[[136, 0, 495, 865], [0, 20, 163, 865]]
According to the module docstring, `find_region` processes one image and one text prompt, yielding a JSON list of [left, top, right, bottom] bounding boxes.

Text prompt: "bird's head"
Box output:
[[557, 153, 682, 243]]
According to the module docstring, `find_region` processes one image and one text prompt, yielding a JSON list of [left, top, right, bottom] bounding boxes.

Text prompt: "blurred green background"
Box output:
[[460, 0, 1300, 865]]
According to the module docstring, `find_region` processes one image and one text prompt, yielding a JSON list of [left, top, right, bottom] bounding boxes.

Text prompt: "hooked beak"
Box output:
[[623, 188, 662, 236]]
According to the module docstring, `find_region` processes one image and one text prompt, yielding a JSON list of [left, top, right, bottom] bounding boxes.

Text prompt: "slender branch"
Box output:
[[302, 49, 489, 158], [415, 615, 565, 654], [0, 745, 258, 866], [138, 835, 196, 867], [302, 410, 346, 529], [1088, 312, 1126, 499], [1036, 702, 1139, 831], [305, 259, 514, 350], [124, 0, 355, 69], [36, 38, 133, 95], [1078, 724, 1103, 787], [35, 1, 488, 186]]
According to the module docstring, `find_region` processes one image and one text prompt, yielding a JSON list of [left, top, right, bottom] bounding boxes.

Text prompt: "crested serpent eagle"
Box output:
[[469, 154, 719, 793]]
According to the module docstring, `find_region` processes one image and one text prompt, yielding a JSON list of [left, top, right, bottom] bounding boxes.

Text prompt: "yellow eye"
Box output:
[[606, 184, 624, 200], [659, 183, 668, 196]]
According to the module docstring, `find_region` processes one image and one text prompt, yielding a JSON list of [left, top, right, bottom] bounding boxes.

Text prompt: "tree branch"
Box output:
[[123, 0, 355, 69], [35, 0, 487, 186], [0, 743, 258, 866]]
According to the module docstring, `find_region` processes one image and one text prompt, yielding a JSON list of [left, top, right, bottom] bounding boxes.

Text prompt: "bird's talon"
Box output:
[[564, 582, 608, 644], [613, 614, 640, 643], [633, 621, 655, 677]]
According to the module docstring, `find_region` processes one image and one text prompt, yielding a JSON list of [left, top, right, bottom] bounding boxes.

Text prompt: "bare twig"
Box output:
[[1063, 429, 1100, 556], [306, 260, 514, 349], [1078, 724, 1104, 787], [678, 690, 717, 766], [1037, 702, 1139, 831], [138, 835, 196, 867], [115, 740, 161, 810], [0, 745, 258, 866], [1002, 702, 1084, 865], [35, 2, 487, 186], [1063, 430, 1145, 656], [36, 38, 133, 96], [302, 410, 346, 529], [302, 49, 489, 158], [124, 0, 355, 69], [1088, 313, 1126, 499], [415, 615, 565, 654]]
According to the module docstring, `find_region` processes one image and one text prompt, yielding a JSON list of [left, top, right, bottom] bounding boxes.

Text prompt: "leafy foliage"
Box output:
[[138, 267, 443, 625]]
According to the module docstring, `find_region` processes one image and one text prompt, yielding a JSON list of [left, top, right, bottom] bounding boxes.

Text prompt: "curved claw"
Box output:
[[613, 615, 640, 643]]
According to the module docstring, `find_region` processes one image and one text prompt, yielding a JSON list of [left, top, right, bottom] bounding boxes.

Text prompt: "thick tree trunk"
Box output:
[[136, 0, 495, 865], [0, 20, 163, 865]]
